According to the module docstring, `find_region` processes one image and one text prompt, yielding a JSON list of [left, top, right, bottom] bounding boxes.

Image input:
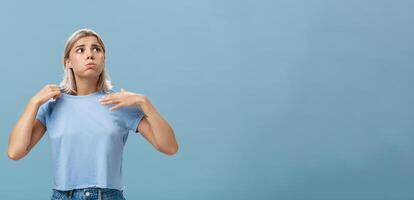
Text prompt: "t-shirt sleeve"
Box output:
[[120, 106, 146, 133], [35, 100, 53, 127]]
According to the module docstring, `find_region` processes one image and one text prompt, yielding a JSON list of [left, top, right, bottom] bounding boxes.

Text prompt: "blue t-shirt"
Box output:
[[36, 90, 145, 191]]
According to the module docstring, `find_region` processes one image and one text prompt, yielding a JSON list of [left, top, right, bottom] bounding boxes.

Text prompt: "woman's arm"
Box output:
[[138, 99, 178, 155], [7, 85, 61, 160], [100, 89, 179, 156], [8, 100, 44, 160]]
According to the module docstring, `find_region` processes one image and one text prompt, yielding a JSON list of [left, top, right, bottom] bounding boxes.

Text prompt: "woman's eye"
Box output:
[[93, 47, 101, 52], [76, 48, 84, 53]]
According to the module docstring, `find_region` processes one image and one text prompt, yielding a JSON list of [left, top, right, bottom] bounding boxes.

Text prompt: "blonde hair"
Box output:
[[60, 28, 113, 94]]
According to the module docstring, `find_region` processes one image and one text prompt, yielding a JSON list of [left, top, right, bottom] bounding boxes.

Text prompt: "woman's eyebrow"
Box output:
[[74, 44, 85, 49], [91, 44, 102, 48], [74, 44, 102, 49]]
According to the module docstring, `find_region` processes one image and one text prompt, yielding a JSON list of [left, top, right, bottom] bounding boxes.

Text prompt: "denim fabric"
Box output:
[[51, 187, 126, 200]]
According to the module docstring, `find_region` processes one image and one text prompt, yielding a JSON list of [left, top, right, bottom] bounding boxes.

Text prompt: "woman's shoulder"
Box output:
[[38, 98, 58, 113]]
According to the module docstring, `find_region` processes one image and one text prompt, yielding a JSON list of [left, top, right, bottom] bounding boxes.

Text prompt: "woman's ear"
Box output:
[[65, 59, 72, 68]]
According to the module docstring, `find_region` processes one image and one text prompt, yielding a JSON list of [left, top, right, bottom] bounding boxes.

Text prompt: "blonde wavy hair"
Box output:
[[59, 28, 113, 94]]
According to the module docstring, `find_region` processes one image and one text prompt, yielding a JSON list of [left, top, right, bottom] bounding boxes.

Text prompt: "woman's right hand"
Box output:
[[30, 84, 61, 106]]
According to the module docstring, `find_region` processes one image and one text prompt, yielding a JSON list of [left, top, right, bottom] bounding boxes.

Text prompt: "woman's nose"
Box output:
[[86, 49, 94, 59]]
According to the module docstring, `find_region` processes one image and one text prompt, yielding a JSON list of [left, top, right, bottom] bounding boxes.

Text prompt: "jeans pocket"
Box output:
[[102, 190, 126, 200], [51, 189, 65, 200]]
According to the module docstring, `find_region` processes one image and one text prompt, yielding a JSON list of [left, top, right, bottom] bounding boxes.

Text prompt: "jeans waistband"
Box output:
[[53, 187, 123, 199]]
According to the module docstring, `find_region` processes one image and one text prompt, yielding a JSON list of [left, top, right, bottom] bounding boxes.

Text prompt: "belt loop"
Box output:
[[99, 188, 103, 200], [69, 190, 73, 198]]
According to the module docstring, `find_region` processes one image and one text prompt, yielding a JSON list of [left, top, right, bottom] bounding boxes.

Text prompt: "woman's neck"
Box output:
[[74, 76, 99, 96]]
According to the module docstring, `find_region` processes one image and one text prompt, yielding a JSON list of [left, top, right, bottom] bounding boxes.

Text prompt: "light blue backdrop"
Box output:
[[0, 0, 413, 199]]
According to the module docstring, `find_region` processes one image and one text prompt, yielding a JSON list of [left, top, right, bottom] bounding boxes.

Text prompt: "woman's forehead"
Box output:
[[73, 36, 101, 47]]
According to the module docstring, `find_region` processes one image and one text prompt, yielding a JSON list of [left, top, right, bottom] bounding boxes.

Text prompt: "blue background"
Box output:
[[1, 0, 413, 199]]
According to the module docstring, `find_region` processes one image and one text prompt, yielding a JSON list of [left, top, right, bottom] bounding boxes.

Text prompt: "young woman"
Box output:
[[7, 28, 179, 200]]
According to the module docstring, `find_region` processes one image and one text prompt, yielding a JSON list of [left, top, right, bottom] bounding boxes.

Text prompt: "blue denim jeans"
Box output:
[[51, 187, 126, 200]]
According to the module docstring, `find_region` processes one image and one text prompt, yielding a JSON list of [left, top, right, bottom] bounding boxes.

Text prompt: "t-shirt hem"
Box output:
[[35, 117, 46, 127], [53, 184, 125, 191], [131, 111, 145, 133]]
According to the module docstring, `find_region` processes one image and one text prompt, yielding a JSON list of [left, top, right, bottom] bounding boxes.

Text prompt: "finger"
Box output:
[[99, 94, 110, 101], [47, 84, 59, 87], [100, 99, 120, 105], [54, 90, 61, 95], [52, 91, 61, 100], [109, 103, 123, 111], [100, 92, 117, 99], [51, 85, 60, 89], [112, 93, 121, 98], [100, 94, 120, 101], [49, 88, 61, 94], [99, 96, 115, 102], [52, 87, 61, 92], [48, 84, 60, 90], [100, 99, 113, 104], [51, 88, 61, 93]]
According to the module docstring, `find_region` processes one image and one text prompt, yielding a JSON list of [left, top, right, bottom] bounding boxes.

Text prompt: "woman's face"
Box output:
[[65, 36, 105, 79]]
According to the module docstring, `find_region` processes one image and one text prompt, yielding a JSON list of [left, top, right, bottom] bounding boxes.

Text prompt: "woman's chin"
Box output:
[[76, 71, 101, 79]]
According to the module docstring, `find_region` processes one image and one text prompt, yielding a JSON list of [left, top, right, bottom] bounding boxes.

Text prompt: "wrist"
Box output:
[[137, 96, 156, 116], [134, 94, 149, 106], [29, 97, 41, 107]]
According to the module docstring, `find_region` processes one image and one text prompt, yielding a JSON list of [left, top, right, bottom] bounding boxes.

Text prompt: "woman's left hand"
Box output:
[[99, 88, 148, 111]]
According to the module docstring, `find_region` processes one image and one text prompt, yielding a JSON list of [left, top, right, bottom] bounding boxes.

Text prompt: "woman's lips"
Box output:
[[85, 63, 97, 69]]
